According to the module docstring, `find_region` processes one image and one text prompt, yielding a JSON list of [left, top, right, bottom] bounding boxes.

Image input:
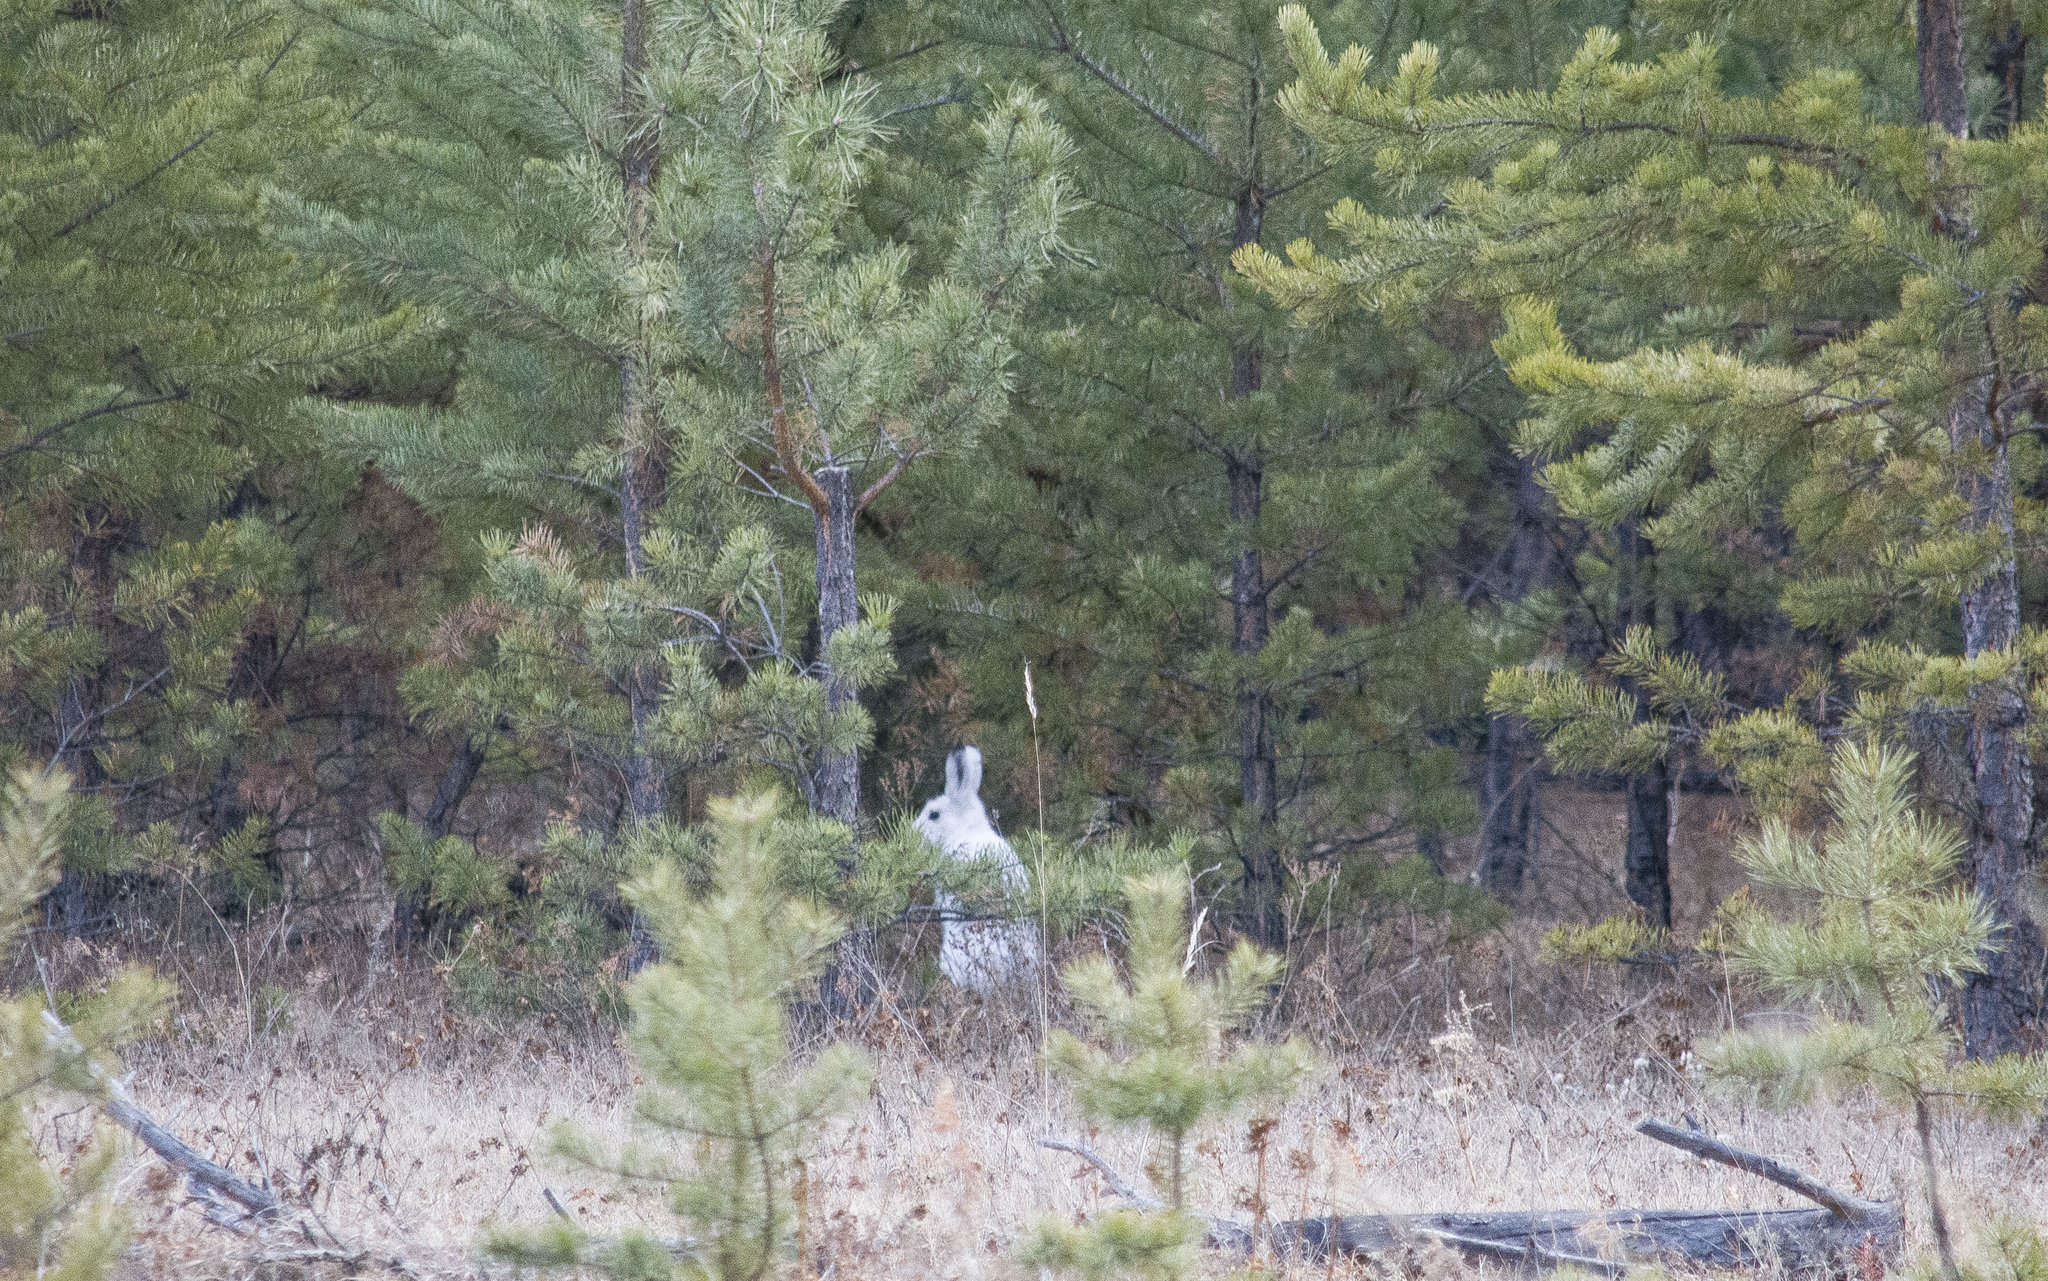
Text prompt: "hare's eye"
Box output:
[[924, 808, 939, 820]]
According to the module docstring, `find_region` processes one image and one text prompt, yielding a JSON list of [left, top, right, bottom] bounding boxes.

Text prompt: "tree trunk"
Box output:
[[1918, 0, 1969, 138], [1612, 518, 1674, 927], [812, 465, 862, 827], [1952, 387, 2043, 1055], [810, 466, 875, 1016], [1624, 760, 1673, 929], [1477, 719, 1534, 896], [1987, 22, 2029, 138], [1918, 0, 2044, 1055], [617, 0, 666, 827], [1227, 188, 1283, 950], [1228, 444, 1282, 948], [616, 0, 665, 971], [394, 730, 487, 953], [1478, 457, 1551, 897]]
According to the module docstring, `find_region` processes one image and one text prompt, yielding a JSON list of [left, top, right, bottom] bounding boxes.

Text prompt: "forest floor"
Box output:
[[69, 964, 2045, 1281], [23, 785, 2042, 1281]]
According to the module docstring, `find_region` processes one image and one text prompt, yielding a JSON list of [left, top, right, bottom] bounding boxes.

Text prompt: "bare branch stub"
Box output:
[[1634, 1118, 1887, 1222]]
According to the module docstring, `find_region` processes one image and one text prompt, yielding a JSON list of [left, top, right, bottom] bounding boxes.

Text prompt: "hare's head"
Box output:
[[914, 746, 1002, 856]]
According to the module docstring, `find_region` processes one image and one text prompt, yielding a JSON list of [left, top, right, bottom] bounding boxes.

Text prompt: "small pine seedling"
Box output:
[[487, 791, 872, 1281], [1, 769, 165, 1281], [1704, 744, 2048, 1281], [1022, 872, 1313, 1281]]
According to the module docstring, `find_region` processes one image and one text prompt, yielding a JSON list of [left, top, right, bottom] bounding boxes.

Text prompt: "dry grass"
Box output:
[[55, 961, 2043, 1281], [12, 787, 2040, 1280]]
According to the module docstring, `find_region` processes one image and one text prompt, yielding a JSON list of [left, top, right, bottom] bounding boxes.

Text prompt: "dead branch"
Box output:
[[1635, 1118, 1886, 1221], [1416, 1227, 1626, 1275], [1037, 1137, 1166, 1210], [236, 1248, 420, 1280], [40, 1009, 282, 1227], [1042, 1120, 1900, 1273]]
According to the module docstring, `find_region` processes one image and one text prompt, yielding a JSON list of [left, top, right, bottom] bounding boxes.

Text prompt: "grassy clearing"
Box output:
[[12, 792, 2040, 1281], [61, 962, 2040, 1281]]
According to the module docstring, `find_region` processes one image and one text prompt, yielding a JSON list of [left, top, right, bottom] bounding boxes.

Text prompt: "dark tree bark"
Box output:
[[1478, 457, 1552, 897], [618, 0, 667, 827], [1917, 0, 2045, 1056], [1477, 719, 1535, 896], [1613, 518, 1674, 927], [809, 467, 876, 1016], [1624, 760, 1673, 929], [1918, 0, 1969, 137], [616, 0, 667, 971], [1986, 22, 2029, 137], [1952, 389, 2044, 1055], [1227, 187, 1286, 950], [812, 464, 862, 826], [394, 730, 487, 953]]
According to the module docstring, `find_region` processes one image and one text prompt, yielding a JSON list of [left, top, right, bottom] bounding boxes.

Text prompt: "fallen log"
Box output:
[[1253, 1203, 1893, 1272], [1041, 1117, 1902, 1273], [41, 1009, 283, 1229]]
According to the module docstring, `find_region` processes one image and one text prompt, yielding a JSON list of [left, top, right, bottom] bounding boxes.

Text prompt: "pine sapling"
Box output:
[[487, 792, 872, 1281], [1704, 744, 2048, 1281], [1023, 872, 1312, 1281], [0, 769, 165, 1281]]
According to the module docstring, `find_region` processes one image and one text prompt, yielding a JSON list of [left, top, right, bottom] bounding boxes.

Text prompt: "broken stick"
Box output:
[[1634, 1119, 1888, 1222], [1040, 1120, 1901, 1272], [40, 1009, 282, 1227]]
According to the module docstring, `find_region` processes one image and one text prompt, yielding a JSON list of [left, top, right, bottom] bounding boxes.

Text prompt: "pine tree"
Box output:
[[1022, 871, 1310, 1281], [285, 0, 1070, 838], [860, 0, 1497, 951], [0, 768, 167, 1280], [1, 0, 417, 913], [485, 790, 870, 1281], [1241, 1, 2048, 1049], [1702, 743, 2048, 1281]]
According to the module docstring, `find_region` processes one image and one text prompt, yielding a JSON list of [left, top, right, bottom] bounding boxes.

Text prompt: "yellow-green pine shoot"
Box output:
[[1024, 872, 1312, 1281], [0, 770, 165, 1281], [486, 792, 871, 1281]]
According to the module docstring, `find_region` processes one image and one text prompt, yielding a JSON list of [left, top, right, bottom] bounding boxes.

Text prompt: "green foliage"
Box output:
[[285, 0, 1068, 830], [1542, 912, 1670, 965], [381, 813, 509, 920], [0, 1, 416, 889], [487, 791, 871, 1281], [1914, 1215, 2048, 1281], [1024, 871, 1308, 1281], [0, 769, 167, 1281], [1702, 744, 2048, 1281], [864, 0, 1489, 945], [1021, 1207, 1199, 1281], [1703, 744, 2048, 1109], [1248, 0, 2048, 1040], [1044, 873, 1312, 1211]]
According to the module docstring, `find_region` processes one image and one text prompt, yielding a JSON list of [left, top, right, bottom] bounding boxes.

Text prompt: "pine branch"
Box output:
[[761, 254, 830, 516], [1041, 17, 1218, 165]]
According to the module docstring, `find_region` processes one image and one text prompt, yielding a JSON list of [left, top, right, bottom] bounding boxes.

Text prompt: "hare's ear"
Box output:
[[957, 745, 983, 797], [945, 749, 966, 799]]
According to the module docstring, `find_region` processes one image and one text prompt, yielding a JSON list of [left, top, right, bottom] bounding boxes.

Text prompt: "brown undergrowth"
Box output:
[[25, 950, 2040, 1281], [14, 788, 2044, 1281]]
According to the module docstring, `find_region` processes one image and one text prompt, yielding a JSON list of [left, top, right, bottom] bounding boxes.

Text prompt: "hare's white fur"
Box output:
[[914, 746, 1041, 990]]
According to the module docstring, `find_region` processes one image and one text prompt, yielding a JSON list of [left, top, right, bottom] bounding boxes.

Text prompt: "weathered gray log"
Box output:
[[1257, 1204, 1896, 1271], [1042, 1119, 1902, 1273], [41, 1010, 283, 1227]]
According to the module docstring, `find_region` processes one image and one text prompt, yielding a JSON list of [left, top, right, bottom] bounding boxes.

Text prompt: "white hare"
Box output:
[[914, 746, 1042, 991]]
